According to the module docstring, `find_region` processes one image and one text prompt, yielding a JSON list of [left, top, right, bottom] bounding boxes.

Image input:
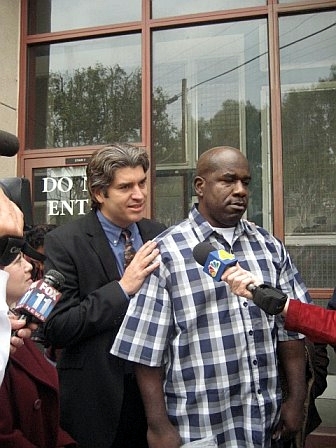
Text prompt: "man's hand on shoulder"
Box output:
[[119, 240, 160, 296]]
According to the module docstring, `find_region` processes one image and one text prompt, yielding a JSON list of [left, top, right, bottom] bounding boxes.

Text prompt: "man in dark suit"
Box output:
[[44, 144, 166, 448]]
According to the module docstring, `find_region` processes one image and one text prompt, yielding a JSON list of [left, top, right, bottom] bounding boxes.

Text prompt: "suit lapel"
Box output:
[[85, 211, 120, 281], [138, 219, 156, 243], [84, 212, 161, 281]]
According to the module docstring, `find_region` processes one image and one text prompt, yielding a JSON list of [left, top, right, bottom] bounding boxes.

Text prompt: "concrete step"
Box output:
[[305, 426, 336, 448]]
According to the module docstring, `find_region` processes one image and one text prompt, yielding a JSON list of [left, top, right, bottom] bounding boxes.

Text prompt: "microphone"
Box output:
[[193, 242, 238, 282], [13, 269, 65, 324], [0, 177, 34, 230], [0, 130, 20, 157], [193, 242, 288, 315]]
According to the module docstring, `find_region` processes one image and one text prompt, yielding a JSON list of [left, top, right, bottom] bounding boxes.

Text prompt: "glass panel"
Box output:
[[279, 11, 336, 288], [28, 0, 141, 34], [27, 34, 141, 149], [151, 0, 265, 18], [32, 166, 90, 226], [152, 20, 271, 228], [278, 0, 326, 3]]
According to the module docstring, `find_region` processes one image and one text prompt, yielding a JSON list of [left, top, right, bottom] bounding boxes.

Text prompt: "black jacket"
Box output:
[[44, 211, 166, 448]]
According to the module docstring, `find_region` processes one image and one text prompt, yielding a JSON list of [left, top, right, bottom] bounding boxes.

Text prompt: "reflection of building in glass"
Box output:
[[3, 3, 336, 292]]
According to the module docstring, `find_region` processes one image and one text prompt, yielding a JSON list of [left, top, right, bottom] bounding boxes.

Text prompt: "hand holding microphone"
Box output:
[[193, 242, 288, 315], [8, 316, 38, 353]]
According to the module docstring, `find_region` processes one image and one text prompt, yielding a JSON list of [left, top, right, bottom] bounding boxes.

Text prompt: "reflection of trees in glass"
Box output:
[[152, 86, 180, 164], [282, 65, 336, 233], [197, 99, 263, 224], [206, 99, 241, 151], [47, 63, 142, 147]]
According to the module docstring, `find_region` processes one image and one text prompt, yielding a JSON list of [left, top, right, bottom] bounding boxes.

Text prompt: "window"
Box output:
[[27, 34, 141, 149], [279, 11, 336, 288], [28, 0, 141, 34], [151, 0, 265, 18], [152, 20, 272, 228]]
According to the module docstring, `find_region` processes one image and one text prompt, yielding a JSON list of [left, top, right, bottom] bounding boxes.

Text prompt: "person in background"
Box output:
[[111, 146, 308, 448], [0, 250, 77, 447], [279, 339, 328, 448], [327, 287, 336, 317], [44, 144, 166, 448], [0, 188, 36, 385], [24, 223, 57, 281], [24, 223, 59, 361]]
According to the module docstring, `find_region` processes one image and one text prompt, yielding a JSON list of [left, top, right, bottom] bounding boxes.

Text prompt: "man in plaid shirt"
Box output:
[[111, 146, 309, 448]]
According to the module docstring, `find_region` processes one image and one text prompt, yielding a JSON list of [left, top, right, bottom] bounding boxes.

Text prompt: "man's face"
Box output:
[[95, 166, 148, 228], [195, 152, 250, 228]]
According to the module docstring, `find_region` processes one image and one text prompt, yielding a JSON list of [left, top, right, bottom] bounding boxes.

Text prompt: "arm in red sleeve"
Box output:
[[285, 299, 336, 345]]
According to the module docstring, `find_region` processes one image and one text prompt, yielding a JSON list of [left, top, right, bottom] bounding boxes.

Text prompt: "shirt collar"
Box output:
[[189, 203, 258, 243], [96, 210, 138, 245]]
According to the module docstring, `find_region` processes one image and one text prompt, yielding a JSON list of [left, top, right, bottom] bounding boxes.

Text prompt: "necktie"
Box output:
[[121, 228, 136, 268]]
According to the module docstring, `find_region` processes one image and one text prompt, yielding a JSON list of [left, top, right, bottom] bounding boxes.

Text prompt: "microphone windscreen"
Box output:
[[193, 242, 215, 266], [0, 130, 20, 157], [0, 178, 34, 229], [44, 269, 65, 290]]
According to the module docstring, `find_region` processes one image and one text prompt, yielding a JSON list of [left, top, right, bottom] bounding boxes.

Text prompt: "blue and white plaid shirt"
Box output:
[[111, 205, 310, 448]]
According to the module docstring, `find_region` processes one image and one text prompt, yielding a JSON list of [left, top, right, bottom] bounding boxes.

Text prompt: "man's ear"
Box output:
[[94, 190, 104, 204], [193, 176, 205, 197]]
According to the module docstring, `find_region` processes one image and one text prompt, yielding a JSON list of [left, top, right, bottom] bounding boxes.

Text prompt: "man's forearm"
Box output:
[[135, 364, 171, 427], [278, 339, 306, 403], [276, 339, 307, 438], [134, 363, 181, 448]]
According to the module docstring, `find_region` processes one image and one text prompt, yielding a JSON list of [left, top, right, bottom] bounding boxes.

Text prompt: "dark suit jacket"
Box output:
[[0, 339, 76, 448], [44, 211, 166, 448]]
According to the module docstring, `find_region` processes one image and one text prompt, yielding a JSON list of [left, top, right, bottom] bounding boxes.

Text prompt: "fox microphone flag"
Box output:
[[14, 269, 64, 323]]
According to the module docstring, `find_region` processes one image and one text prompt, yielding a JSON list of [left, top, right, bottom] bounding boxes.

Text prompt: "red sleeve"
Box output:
[[285, 299, 336, 345], [57, 428, 78, 447], [0, 374, 37, 448]]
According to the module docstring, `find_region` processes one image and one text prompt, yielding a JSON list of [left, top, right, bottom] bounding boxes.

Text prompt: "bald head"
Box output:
[[196, 146, 249, 178]]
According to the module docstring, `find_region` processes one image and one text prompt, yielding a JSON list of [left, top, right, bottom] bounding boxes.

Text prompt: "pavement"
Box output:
[[305, 347, 336, 447]]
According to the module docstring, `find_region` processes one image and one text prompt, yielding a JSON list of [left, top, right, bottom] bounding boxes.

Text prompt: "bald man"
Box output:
[[111, 147, 309, 448]]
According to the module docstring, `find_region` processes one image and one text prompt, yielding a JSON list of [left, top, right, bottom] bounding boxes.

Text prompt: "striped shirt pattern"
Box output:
[[111, 205, 310, 447]]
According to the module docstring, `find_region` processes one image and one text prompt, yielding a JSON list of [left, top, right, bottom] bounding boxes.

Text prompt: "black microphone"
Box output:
[[13, 269, 65, 324], [193, 242, 288, 315], [0, 177, 34, 230], [0, 130, 20, 157]]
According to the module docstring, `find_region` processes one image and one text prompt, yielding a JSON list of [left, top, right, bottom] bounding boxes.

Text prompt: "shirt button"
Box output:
[[249, 330, 253, 336], [243, 302, 248, 307], [33, 399, 42, 410], [253, 359, 258, 365]]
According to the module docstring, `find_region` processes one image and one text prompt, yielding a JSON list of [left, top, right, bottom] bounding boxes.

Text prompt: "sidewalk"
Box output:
[[305, 373, 336, 447]]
